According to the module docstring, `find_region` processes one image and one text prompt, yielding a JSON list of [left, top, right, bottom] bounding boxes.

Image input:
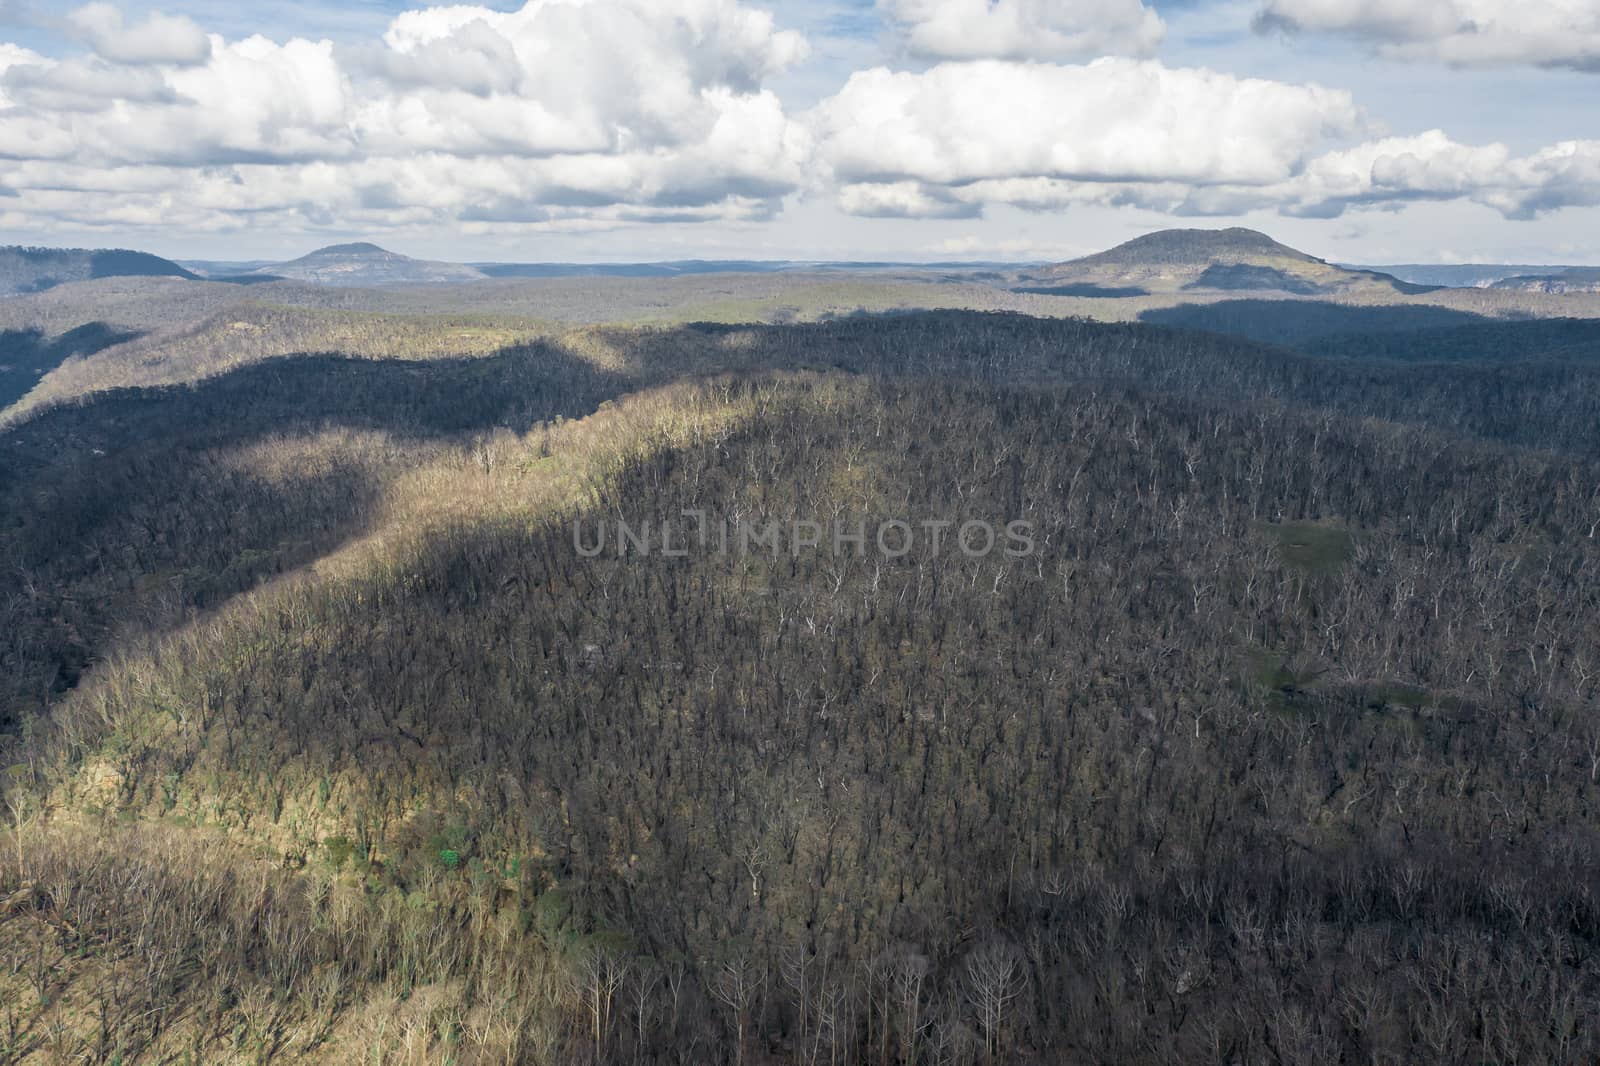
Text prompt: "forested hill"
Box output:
[[1017, 227, 1427, 298], [1066, 227, 1319, 268], [240, 242, 489, 286], [0, 245, 197, 294], [3, 309, 1600, 1063]]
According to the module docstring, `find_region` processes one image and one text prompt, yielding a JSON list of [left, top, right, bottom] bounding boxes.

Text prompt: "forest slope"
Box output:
[[8, 264, 1600, 425], [2, 312, 1599, 1063], [0, 246, 197, 295]]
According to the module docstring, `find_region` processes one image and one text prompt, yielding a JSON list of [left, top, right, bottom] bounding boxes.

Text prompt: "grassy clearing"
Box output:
[[1253, 519, 1357, 576]]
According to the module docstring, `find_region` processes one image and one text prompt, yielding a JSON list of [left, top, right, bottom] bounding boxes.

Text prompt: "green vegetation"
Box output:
[[1253, 520, 1357, 576]]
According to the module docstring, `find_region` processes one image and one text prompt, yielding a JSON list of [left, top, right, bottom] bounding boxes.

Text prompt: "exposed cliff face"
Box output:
[[1492, 267, 1600, 294]]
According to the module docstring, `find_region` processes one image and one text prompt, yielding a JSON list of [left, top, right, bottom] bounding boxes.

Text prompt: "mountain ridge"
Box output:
[[1492, 267, 1600, 294], [0, 245, 197, 295]]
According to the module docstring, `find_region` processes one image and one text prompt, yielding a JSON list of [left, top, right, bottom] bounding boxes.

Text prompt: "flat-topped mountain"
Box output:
[[244, 242, 487, 286], [1017, 227, 1429, 298], [0, 246, 197, 295], [1069, 227, 1315, 269]]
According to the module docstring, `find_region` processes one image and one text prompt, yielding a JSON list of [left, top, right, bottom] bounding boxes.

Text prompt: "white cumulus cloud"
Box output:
[[2, 0, 1598, 242], [1289, 133, 1600, 218], [812, 59, 1600, 223], [67, 3, 212, 66], [1256, 0, 1600, 71], [881, 0, 1165, 61], [1176, 132, 1600, 219], [814, 59, 1362, 216], [0, 0, 814, 234]]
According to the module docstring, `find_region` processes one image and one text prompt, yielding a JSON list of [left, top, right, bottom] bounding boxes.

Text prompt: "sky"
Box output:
[[0, 0, 1595, 264]]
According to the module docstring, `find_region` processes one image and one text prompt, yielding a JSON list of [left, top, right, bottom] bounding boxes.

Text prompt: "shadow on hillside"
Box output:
[[0, 323, 144, 410], [5, 341, 624, 456], [1181, 264, 1323, 295], [86, 250, 198, 281], [2, 341, 628, 541], [1301, 316, 1600, 363], [1140, 299, 1490, 347], [0, 340, 631, 717], [2, 312, 1212, 719], [7, 309, 1600, 727]]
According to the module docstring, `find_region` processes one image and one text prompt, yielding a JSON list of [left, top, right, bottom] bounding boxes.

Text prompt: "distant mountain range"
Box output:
[[4, 234, 1595, 296], [466, 259, 1010, 279], [0, 246, 197, 295], [1015, 228, 1432, 298], [206, 243, 1003, 287], [1358, 264, 1596, 288], [183, 247, 1017, 284]]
